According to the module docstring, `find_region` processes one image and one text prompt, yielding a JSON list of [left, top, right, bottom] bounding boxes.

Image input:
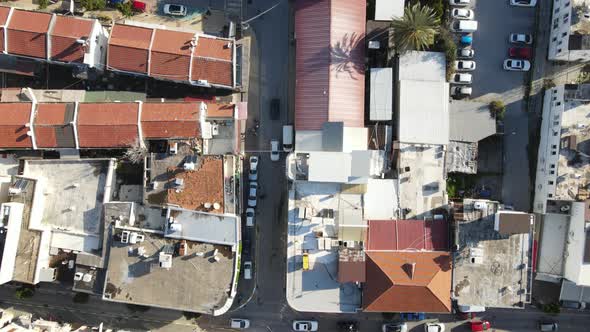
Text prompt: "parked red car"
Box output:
[[509, 47, 532, 59], [470, 320, 491, 332]]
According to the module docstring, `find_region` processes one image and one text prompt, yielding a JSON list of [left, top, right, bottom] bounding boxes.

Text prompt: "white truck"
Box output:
[[283, 125, 293, 152]]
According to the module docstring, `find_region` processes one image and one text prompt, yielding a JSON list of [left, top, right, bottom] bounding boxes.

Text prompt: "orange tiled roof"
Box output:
[[363, 251, 452, 313], [7, 9, 53, 59], [0, 102, 33, 148], [50, 16, 94, 63], [33, 103, 76, 148], [77, 103, 139, 148], [141, 102, 200, 139]]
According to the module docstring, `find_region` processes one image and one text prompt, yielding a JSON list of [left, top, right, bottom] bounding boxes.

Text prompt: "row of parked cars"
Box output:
[[448, 0, 536, 98]]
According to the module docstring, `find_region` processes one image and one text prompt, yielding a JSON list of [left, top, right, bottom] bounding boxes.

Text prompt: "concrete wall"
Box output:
[[548, 0, 590, 61], [0, 203, 24, 285]]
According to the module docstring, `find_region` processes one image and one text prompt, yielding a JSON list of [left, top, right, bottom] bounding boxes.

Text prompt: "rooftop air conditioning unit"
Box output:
[[211, 124, 219, 136], [197, 80, 209, 86], [184, 162, 195, 170], [174, 178, 184, 187], [368, 40, 380, 49], [170, 142, 178, 155]]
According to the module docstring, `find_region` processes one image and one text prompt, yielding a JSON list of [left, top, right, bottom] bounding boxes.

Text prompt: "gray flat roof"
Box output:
[[449, 100, 496, 143], [453, 200, 531, 308], [370, 68, 393, 121], [166, 208, 238, 247], [103, 232, 234, 314], [398, 51, 446, 82]]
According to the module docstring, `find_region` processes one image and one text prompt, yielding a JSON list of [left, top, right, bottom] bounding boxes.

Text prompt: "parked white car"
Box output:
[[503, 59, 531, 71], [248, 168, 258, 181], [292, 320, 319, 331], [270, 139, 280, 162], [248, 182, 258, 207], [451, 86, 472, 97], [452, 8, 474, 20], [452, 73, 472, 84], [510, 0, 537, 7], [245, 208, 255, 227], [424, 322, 445, 332], [249, 155, 259, 170], [454, 60, 476, 71], [230, 318, 250, 329], [163, 4, 188, 16], [457, 48, 474, 59], [510, 33, 533, 44], [243, 261, 252, 280], [449, 0, 470, 6]]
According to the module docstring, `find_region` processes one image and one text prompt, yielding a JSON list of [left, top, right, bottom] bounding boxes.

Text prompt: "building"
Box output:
[[548, 0, 590, 61], [107, 22, 235, 89], [363, 219, 451, 313], [452, 199, 534, 309], [0, 7, 107, 69], [374, 0, 404, 21]]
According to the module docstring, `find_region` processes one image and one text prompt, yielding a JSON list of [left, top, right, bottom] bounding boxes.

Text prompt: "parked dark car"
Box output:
[[509, 47, 532, 59], [270, 98, 280, 120]]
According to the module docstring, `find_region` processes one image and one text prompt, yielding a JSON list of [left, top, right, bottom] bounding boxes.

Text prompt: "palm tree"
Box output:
[[390, 3, 440, 53]]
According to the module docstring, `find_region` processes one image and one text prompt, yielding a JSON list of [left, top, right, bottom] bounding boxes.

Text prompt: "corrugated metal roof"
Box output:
[[7, 10, 53, 59], [449, 100, 496, 143], [141, 102, 200, 138], [0, 102, 33, 148], [294, 0, 365, 130], [50, 16, 94, 63], [370, 68, 393, 121], [34, 103, 76, 148], [77, 103, 139, 148], [367, 220, 449, 251]]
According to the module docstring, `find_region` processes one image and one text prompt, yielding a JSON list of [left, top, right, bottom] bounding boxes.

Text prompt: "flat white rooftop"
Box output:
[[165, 207, 238, 247]]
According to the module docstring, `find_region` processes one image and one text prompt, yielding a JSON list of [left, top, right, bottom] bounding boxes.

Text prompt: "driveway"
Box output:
[[451, 0, 535, 211]]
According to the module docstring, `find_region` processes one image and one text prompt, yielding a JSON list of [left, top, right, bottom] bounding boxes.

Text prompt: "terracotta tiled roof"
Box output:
[[194, 37, 232, 60], [191, 57, 233, 86], [141, 102, 200, 138], [108, 24, 152, 74], [363, 251, 452, 313], [34, 103, 76, 148], [149, 29, 193, 81], [367, 220, 449, 251], [0, 102, 33, 148], [7, 9, 53, 59], [294, 0, 365, 130], [77, 103, 139, 148], [50, 16, 94, 63], [0, 7, 11, 53], [206, 103, 234, 118]]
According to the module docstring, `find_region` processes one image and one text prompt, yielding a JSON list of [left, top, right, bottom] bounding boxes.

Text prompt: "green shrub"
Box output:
[[434, 29, 456, 81], [15, 287, 34, 299], [38, 0, 49, 9], [542, 303, 560, 314], [489, 100, 506, 120], [81, 0, 106, 11], [117, 1, 134, 18]]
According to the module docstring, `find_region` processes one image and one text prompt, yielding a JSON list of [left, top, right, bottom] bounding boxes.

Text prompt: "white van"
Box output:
[[283, 125, 293, 152], [451, 20, 478, 33]]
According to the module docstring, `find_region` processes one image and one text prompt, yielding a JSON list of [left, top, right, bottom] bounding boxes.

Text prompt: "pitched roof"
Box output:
[[108, 24, 152, 74], [363, 251, 452, 313], [0, 7, 12, 53], [149, 29, 193, 81], [33, 103, 76, 148], [0, 102, 33, 148], [367, 220, 449, 251], [206, 103, 234, 118], [49, 16, 94, 63], [77, 103, 139, 148], [6, 9, 53, 59], [294, 0, 365, 130], [191, 57, 233, 86], [141, 102, 200, 138]]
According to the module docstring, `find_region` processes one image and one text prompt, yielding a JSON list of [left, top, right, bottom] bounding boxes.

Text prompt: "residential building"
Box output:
[[107, 22, 236, 89], [452, 199, 534, 309], [0, 7, 107, 69], [548, 0, 590, 61]]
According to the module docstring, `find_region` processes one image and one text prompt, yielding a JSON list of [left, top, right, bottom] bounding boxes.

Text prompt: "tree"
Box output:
[[80, 0, 106, 11], [117, 2, 135, 18], [123, 139, 147, 164], [390, 3, 440, 53], [489, 100, 506, 120], [15, 287, 34, 299], [38, 0, 49, 9]]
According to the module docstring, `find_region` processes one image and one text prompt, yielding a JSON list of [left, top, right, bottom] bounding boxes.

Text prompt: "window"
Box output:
[[562, 32, 567, 37], [553, 36, 558, 42], [552, 151, 557, 155], [565, 1, 570, 7], [558, 40, 563, 45], [551, 164, 556, 169], [556, 102, 562, 106], [552, 144, 557, 149], [554, 121, 560, 126], [553, 131, 559, 136], [550, 170, 555, 175], [553, 96, 558, 101], [549, 181, 554, 185], [558, 48, 563, 53], [548, 193, 553, 198]]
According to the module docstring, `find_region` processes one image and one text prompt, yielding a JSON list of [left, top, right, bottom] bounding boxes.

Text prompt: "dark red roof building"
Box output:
[[366, 220, 449, 251], [141, 103, 200, 139], [6, 9, 52, 59], [33, 103, 76, 148], [108, 24, 153, 74], [49, 16, 94, 63], [149, 29, 193, 81]]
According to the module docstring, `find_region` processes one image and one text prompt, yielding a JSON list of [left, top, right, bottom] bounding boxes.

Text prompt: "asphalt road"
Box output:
[[467, 0, 535, 211]]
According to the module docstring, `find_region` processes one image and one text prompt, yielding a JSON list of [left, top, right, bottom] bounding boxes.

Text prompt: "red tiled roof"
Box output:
[[0, 102, 33, 148], [50, 16, 94, 63], [363, 251, 452, 313], [108, 24, 152, 74], [366, 220, 449, 251], [77, 103, 139, 148], [34, 103, 76, 148], [0, 7, 12, 53], [194, 37, 232, 60], [191, 57, 232, 86], [149, 29, 192, 81], [206, 103, 234, 118], [7, 9, 52, 59], [141, 102, 200, 138], [294, 0, 365, 130]]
